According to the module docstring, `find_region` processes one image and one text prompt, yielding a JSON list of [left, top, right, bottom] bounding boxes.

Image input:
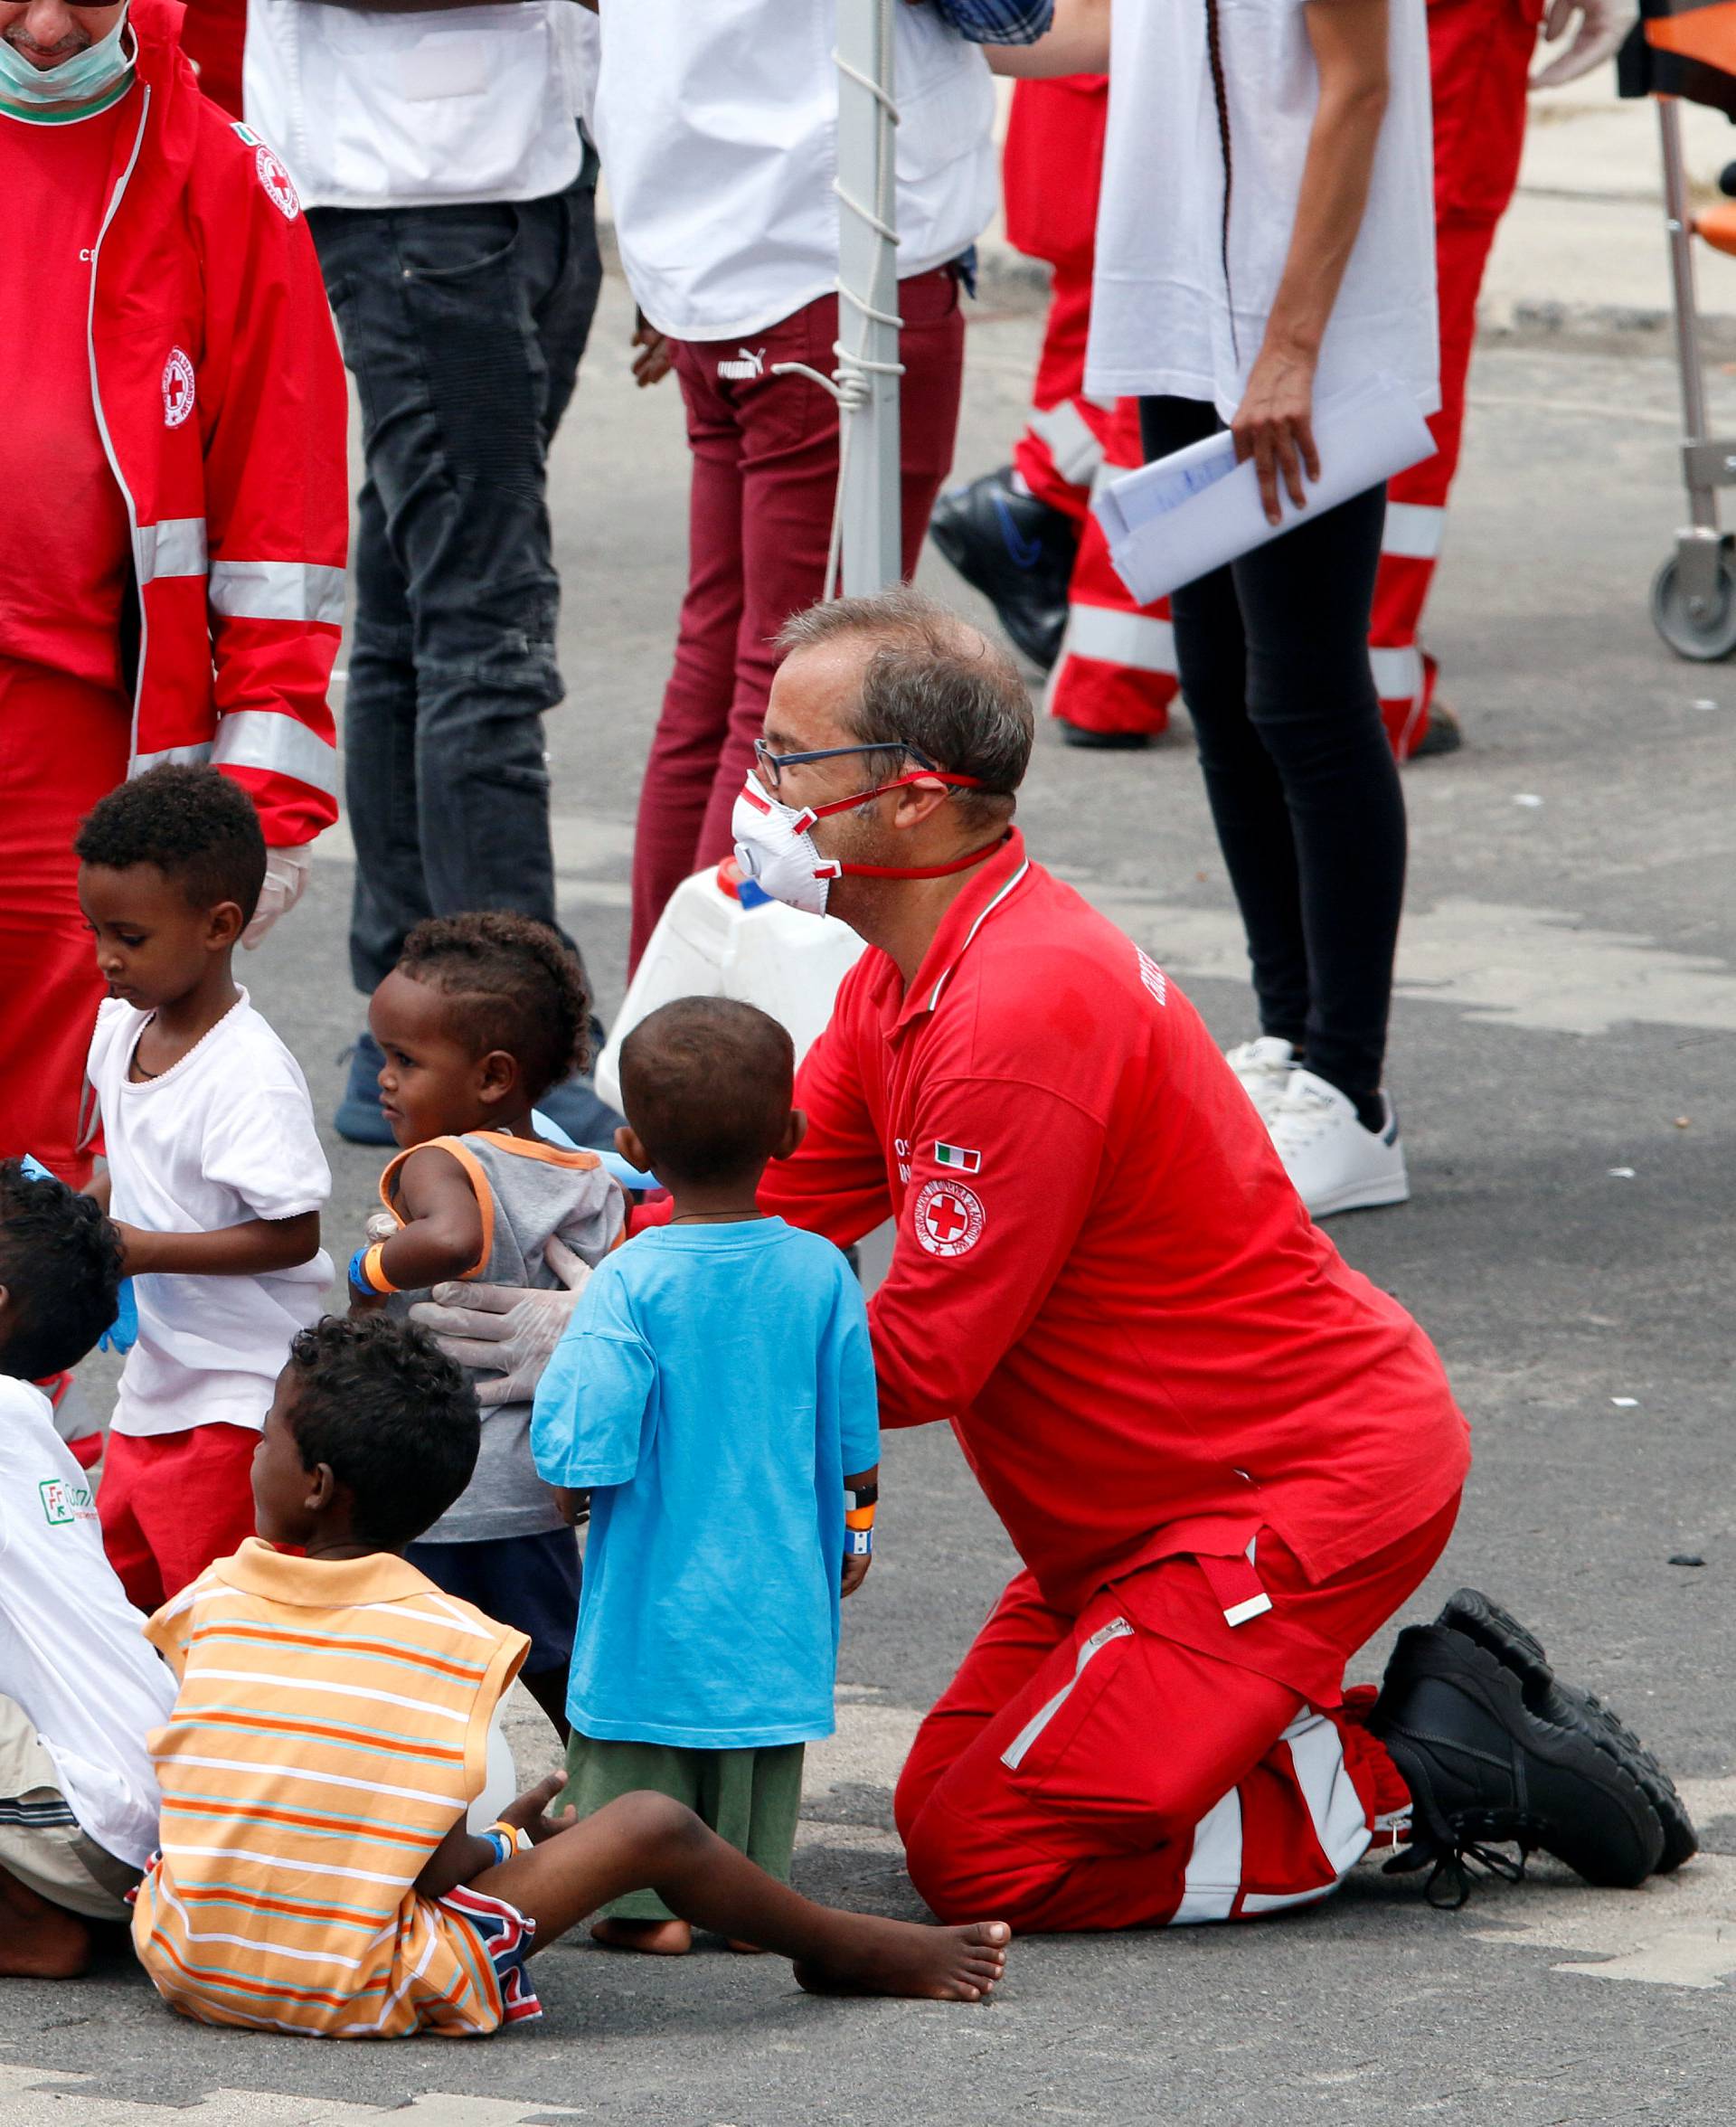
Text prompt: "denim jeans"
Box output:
[[308, 164, 602, 998]]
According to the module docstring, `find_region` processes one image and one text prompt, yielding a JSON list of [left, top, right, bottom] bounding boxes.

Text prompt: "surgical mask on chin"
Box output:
[[731, 774, 1008, 919], [0, 7, 134, 109]]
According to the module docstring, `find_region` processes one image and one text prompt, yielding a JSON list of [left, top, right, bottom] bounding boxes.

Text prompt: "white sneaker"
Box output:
[[1224, 1036, 1299, 1125], [1269, 1068, 1410, 1217]]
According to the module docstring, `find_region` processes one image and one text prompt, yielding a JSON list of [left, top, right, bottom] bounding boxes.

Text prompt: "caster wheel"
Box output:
[[1652, 552, 1736, 660]]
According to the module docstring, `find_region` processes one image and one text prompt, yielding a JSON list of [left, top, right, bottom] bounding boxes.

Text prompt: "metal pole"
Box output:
[[834, 0, 901, 594], [1660, 96, 1715, 524]]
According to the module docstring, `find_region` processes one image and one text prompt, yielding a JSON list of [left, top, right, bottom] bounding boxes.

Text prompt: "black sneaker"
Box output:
[[929, 467, 1076, 673], [1369, 1623, 1665, 1907], [1438, 1588, 1697, 1873], [1057, 719, 1155, 752]]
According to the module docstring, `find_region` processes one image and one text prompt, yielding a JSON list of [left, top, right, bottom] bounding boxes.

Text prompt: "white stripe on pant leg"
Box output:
[[1238, 1709, 1371, 1916], [1169, 1787, 1243, 1924], [1061, 606, 1175, 676], [1028, 401, 1106, 491], [1369, 644, 1424, 705], [1380, 501, 1445, 562]]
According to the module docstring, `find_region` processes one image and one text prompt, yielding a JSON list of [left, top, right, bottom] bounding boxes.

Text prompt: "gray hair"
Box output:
[[776, 586, 1033, 824]]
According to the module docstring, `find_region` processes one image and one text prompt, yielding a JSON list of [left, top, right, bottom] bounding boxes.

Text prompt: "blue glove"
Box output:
[[99, 1280, 139, 1356]]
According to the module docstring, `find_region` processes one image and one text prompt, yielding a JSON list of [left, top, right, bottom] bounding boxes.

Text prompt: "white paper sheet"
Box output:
[[1092, 373, 1435, 605]]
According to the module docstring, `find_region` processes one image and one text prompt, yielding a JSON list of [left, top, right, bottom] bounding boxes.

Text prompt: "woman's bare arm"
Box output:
[[985, 0, 1109, 75], [1231, 0, 1391, 523]]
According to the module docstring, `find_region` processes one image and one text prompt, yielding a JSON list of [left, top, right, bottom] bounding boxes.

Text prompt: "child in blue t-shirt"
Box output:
[[531, 997, 878, 1956]]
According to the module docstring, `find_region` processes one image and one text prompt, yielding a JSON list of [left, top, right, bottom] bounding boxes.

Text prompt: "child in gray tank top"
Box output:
[[347, 914, 625, 1735]]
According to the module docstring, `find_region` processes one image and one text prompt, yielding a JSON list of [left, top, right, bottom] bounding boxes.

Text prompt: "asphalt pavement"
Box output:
[[8, 274, 1736, 2126]]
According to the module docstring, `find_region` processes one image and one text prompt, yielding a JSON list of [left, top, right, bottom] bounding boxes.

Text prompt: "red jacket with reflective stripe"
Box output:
[[92, 0, 345, 846], [759, 831, 1471, 1617]]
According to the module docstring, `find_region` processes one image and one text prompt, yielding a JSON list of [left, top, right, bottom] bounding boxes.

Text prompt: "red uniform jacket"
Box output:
[[760, 832, 1471, 1618], [91, 0, 346, 846]]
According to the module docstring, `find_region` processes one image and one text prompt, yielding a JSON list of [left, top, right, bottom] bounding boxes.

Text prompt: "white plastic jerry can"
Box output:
[[594, 862, 867, 1113]]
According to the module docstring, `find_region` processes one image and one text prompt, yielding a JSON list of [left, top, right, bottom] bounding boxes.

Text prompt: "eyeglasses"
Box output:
[[751, 737, 942, 793]]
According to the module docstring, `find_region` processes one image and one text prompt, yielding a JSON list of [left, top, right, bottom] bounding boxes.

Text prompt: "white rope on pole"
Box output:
[[772, 0, 903, 600]]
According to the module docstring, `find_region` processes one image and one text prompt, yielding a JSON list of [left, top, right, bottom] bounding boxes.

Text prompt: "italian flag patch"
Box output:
[[933, 1142, 981, 1173]]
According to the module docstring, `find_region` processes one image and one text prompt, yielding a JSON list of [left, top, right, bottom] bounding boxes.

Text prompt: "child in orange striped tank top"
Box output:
[[134, 1314, 1012, 2037]]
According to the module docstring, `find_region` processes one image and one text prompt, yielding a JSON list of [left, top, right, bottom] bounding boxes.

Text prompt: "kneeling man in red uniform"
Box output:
[[735, 587, 1693, 1930]]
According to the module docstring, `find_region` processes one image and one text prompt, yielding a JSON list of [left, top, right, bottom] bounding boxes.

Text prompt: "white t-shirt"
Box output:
[[88, 993, 333, 1440], [592, 0, 998, 340], [1087, 0, 1439, 421], [243, 2, 585, 211], [0, 1377, 175, 1866]]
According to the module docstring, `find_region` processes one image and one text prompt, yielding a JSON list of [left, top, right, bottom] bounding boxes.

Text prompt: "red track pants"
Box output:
[[894, 1497, 1458, 1932], [0, 663, 130, 1186], [627, 270, 966, 969], [1372, 0, 1540, 753], [99, 1423, 261, 1617]]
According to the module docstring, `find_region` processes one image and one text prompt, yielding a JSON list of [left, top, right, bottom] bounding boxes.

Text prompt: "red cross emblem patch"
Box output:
[[914, 1177, 985, 1259]]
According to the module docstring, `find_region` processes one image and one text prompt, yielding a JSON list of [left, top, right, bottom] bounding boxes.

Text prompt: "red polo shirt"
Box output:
[[760, 830, 1470, 1618]]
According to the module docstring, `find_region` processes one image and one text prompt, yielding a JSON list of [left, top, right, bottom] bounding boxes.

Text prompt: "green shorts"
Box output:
[[561, 1735, 807, 1924]]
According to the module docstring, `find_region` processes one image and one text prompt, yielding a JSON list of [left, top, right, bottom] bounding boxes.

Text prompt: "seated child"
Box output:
[[74, 765, 333, 1613], [135, 1314, 1009, 2037], [531, 997, 880, 1956], [349, 912, 625, 1736], [0, 1159, 177, 1980]]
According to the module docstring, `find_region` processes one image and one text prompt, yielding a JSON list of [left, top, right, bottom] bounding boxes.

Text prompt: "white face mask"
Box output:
[[731, 771, 1008, 919], [731, 781, 843, 917], [0, 6, 133, 109]]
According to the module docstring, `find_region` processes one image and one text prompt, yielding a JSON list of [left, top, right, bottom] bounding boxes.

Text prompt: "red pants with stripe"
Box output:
[[894, 1497, 1458, 1932], [1371, 0, 1541, 752], [628, 270, 966, 969], [1004, 79, 1176, 742], [0, 664, 131, 1186]]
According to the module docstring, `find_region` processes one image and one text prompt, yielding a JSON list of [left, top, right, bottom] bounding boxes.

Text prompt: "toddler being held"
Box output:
[[349, 913, 624, 1735]]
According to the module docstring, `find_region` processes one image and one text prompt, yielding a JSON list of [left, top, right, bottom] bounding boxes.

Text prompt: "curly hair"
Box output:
[[396, 912, 590, 1104], [0, 1160, 125, 1380], [73, 764, 269, 922], [281, 1314, 479, 1550]]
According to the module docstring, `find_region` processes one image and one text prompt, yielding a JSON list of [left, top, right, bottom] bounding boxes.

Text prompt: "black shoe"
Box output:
[[1409, 700, 1463, 760], [929, 466, 1076, 673], [1438, 1588, 1697, 1873], [1369, 1623, 1665, 1907], [1057, 720, 1155, 752]]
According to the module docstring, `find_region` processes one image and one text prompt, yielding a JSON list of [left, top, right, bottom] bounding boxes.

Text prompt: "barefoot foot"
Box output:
[[590, 1916, 693, 1956], [795, 1918, 1010, 2002], [725, 1938, 769, 1954], [0, 1871, 93, 1979]]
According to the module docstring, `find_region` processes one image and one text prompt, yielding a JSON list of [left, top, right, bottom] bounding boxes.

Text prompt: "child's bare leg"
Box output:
[[519, 1668, 571, 1744], [0, 1865, 92, 1979], [590, 1915, 693, 1955], [472, 1792, 1010, 2001]]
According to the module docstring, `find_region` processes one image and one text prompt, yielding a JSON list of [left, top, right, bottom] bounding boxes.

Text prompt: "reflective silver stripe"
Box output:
[[211, 711, 339, 797], [1170, 1788, 1243, 1924], [131, 743, 213, 776], [1237, 1710, 1369, 1914], [1369, 644, 1424, 704], [210, 560, 346, 628], [1380, 501, 1445, 562], [1061, 605, 1175, 676], [1000, 1615, 1131, 1772], [134, 517, 209, 587], [1028, 400, 1104, 490]]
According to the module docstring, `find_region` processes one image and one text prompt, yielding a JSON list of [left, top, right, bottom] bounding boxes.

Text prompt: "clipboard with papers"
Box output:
[[1091, 373, 1436, 605]]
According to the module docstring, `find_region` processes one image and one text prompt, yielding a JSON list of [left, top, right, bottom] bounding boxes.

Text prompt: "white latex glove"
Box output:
[[364, 1210, 398, 1244], [408, 1234, 592, 1406], [241, 844, 313, 950], [1531, 0, 1634, 89]]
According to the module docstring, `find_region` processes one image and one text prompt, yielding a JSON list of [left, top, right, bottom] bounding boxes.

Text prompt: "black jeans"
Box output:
[[1138, 395, 1407, 1107], [308, 163, 602, 999]]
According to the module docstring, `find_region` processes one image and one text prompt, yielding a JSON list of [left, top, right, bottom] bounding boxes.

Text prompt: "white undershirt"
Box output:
[[1087, 0, 1439, 421]]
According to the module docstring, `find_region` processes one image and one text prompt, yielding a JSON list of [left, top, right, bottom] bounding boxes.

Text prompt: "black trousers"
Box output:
[[1138, 395, 1407, 1107]]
